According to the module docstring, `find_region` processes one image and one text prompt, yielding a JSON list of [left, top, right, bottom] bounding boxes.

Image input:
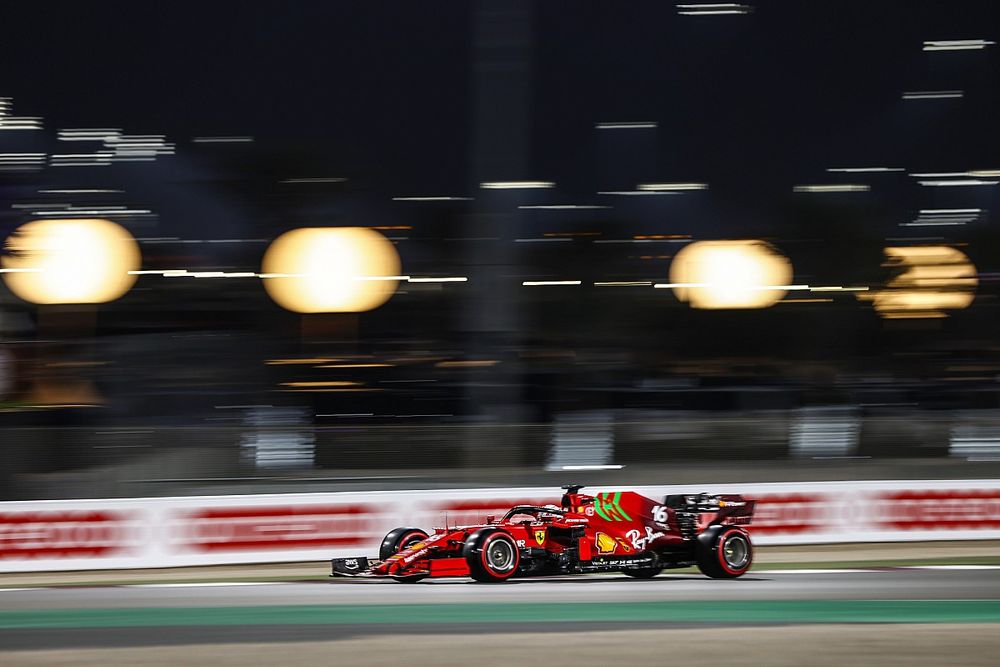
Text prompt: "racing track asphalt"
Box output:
[[1, 569, 999, 651]]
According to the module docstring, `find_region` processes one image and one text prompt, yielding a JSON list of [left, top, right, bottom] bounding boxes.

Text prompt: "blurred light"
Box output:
[[902, 90, 963, 99], [57, 128, 121, 141], [38, 189, 123, 194], [921, 208, 981, 214], [519, 205, 611, 210], [407, 276, 467, 283], [677, 3, 751, 15], [809, 286, 869, 292], [596, 238, 690, 244], [1, 218, 140, 304], [281, 381, 361, 388], [595, 281, 653, 286], [316, 363, 393, 369], [793, 184, 870, 192], [147, 270, 256, 278], [266, 358, 342, 365], [595, 122, 657, 129], [281, 387, 380, 393], [0, 98, 41, 130], [668, 240, 794, 309], [31, 208, 152, 217], [480, 181, 554, 189], [597, 190, 681, 196], [280, 177, 348, 184], [826, 167, 903, 173], [392, 196, 473, 201], [901, 221, 968, 228], [859, 246, 977, 318], [436, 360, 500, 368], [192, 136, 254, 143], [918, 179, 997, 187], [923, 39, 994, 51], [0, 117, 43, 130], [50, 152, 113, 167], [103, 134, 175, 161], [637, 182, 707, 191], [0, 153, 45, 171], [522, 280, 582, 286], [912, 170, 1000, 178], [261, 227, 401, 313], [515, 238, 572, 242]]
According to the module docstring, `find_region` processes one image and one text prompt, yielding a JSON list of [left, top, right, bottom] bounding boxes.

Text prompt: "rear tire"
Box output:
[[463, 528, 520, 582], [696, 527, 752, 579]]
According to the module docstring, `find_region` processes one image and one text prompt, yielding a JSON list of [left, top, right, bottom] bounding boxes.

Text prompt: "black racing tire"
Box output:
[[622, 566, 663, 579], [379, 527, 429, 561], [696, 526, 753, 579], [462, 528, 520, 583], [380, 527, 430, 583]]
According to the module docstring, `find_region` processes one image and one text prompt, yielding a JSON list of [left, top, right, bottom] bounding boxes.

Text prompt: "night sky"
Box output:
[[2, 1, 997, 201], [1, 0, 999, 302]]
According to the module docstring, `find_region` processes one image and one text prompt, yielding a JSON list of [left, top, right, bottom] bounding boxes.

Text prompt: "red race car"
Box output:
[[331, 485, 755, 582]]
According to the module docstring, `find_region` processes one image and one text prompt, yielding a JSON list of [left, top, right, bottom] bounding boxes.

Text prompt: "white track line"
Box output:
[[762, 569, 875, 574], [900, 565, 1000, 571], [765, 565, 1000, 574], [0, 587, 44, 592], [128, 582, 286, 588]]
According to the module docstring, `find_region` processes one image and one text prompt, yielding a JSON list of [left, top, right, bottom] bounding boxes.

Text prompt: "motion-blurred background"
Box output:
[[2, 0, 1000, 502]]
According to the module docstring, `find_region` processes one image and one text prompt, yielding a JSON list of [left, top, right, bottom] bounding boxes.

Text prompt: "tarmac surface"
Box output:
[[2, 568, 999, 664], [3, 567, 1000, 610], [6, 625, 996, 667]]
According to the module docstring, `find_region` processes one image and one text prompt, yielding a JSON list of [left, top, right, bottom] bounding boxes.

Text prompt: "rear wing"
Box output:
[[665, 492, 756, 526], [717, 495, 755, 526]]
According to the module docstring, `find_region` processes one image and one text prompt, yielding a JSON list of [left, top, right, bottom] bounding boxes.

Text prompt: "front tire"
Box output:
[[379, 527, 429, 582], [462, 528, 520, 582], [379, 527, 429, 561], [696, 526, 753, 578]]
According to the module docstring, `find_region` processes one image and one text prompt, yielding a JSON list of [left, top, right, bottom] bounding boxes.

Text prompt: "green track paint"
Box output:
[[1, 600, 999, 630]]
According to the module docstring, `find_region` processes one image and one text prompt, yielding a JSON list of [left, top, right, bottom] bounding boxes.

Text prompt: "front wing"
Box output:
[[331, 556, 377, 577], [331, 554, 473, 579]]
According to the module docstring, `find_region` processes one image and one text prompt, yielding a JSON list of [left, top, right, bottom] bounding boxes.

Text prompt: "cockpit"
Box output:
[[501, 505, 566, 524]]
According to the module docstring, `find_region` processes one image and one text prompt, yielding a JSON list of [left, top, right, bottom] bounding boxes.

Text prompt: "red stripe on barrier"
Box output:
[[177, 504, 380, 552], [874, 490, 1000, 530], [744, 494, 826, 535], [0, 511, 137, 559]]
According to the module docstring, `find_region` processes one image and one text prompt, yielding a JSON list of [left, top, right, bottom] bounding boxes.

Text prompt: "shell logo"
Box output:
[[595, 531, 617, 554]]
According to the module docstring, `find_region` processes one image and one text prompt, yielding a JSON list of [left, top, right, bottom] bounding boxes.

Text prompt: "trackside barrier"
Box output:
[[1, 479, 998, 572]]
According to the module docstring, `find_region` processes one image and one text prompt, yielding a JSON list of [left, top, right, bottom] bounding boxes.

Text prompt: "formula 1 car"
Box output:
[[330, 485, 755, 582]]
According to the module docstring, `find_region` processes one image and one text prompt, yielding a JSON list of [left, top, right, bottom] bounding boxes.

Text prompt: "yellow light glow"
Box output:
[[860, 246, 977, 318], [261, 227, 401, 313], [1, 218, 140, 304], [668, 240, 793, 309]]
